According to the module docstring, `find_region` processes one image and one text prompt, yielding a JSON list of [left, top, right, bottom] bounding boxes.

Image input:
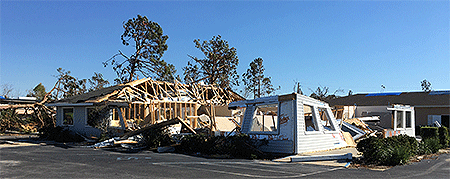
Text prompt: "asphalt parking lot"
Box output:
[[1, 138, 449, 178], [1, 142, 345, 178]]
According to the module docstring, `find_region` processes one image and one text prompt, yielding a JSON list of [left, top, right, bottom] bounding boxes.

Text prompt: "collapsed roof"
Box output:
[[50, 78, 244, 106]]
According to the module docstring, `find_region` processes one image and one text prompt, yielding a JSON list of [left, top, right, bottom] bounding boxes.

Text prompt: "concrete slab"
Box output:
[[273, 147, 359, 167], [290, 153, 352, 162]]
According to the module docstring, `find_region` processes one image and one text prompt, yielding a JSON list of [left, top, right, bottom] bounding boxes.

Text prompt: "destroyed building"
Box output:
[[228, 93, 348, 154], [334, 104, 415, 138], [47, 78, 244, 138], [0, 97, 38, 115], [329, 91, 450, 137], [328, 91, 450, 127]]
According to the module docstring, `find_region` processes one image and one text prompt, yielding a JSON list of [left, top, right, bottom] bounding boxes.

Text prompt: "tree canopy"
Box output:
[[88, 72, 110, 92], [51, 69, 110, 99], [27, 83, 47, 101], [104, 15, 176, 83], [421, 79, 432, 92], [183, 35, 239, 89], [54, 68, 87, 98], [242, 58, 277, 99]]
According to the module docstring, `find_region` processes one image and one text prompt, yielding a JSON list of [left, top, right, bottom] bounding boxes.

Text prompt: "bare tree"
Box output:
[[309, 86, 343, 102], [0, 83, 14, 98]]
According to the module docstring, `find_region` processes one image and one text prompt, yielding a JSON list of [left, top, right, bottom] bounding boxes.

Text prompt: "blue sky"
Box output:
[[1, 1, 449, 98]]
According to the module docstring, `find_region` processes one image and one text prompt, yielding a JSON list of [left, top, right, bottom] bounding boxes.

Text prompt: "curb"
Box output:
[[290, 153, 353, 162]]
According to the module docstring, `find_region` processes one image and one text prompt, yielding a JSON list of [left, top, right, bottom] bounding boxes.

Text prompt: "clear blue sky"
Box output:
[[1, 1, 449, 98]]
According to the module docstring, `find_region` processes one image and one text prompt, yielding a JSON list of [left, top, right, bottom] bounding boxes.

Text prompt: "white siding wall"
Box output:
[[56, 106, 102, 138], [295, 94, 347, 154], [240, 94, 347, 154], [241, 105, 255, 133]]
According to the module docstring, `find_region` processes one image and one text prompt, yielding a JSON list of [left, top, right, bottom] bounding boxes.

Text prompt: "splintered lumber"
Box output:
[[228, 117, 241, 128], [177, 116, 197, 134], [342, 132, 356, 147], [120, 117, 181, 139], [114, 139, 139, 145]]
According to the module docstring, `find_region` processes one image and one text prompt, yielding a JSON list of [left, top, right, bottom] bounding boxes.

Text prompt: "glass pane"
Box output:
[[250, 104, 278, 133], [396, 111, 403, 128], [406, 111, 412, 128], [63, 108, 73, 125]]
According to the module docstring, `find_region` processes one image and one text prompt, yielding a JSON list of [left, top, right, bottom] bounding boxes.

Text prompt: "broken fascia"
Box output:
[[46, 103, 94, 107]]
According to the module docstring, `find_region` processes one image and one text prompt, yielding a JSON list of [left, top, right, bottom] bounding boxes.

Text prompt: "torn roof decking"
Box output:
[[51, 78, 244, 106]]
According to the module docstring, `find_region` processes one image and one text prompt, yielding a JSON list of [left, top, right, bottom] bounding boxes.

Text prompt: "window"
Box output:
[[406, 111, 412, 128], [318, 107, 336, 131], [87, 106, 109, 128], [249, 104, 278, 133], [113, 108, 119, 121], [304, 105, 319, 131], [63, 108, 74, 125], [396, 111, 403, 129]]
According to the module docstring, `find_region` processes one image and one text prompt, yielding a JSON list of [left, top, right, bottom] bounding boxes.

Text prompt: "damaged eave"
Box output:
[[46, 102, 94, 107]]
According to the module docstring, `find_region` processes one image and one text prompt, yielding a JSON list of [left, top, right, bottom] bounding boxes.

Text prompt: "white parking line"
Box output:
[[152, 161, 343, 178], [205, 162, 302, 175]]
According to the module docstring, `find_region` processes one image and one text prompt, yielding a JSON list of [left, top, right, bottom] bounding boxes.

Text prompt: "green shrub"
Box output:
[[356, 136, 382, 162], [221, 134, 267, 159], [420, 127, 439, 139], [39, 126, 85, 142], [142, 126, 174, 148], [178, 133, 267, 159], [356, 135, 417, 166], [420, 126, 449, 149], [438, 127, 449, 148], [179, 133, 212, 154], [385, 145, 412, 165], [418, 137, 441, 155]]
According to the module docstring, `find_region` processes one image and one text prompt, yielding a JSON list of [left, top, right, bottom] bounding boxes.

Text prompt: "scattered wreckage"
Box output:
[[1, 94, 56, 133], [2, 76, 418, 157], [46, 78, 245, 151], [334, 104, 416, 139]]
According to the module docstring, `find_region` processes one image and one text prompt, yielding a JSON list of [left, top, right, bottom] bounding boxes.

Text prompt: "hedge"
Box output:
[[420, 126, 450, 148], [357, 128, 450, 166], [356, 135, 417, 166]]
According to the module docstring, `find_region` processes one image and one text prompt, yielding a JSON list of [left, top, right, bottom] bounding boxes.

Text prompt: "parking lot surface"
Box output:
[[1, 139, 449, 179]]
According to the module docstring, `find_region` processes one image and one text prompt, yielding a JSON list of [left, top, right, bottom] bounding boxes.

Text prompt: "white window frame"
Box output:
[[303, 102, 338, 135], [247, 103, 279, 135]]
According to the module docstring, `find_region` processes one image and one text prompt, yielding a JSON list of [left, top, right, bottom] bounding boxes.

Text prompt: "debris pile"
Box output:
[[90, 136, 144, 150]]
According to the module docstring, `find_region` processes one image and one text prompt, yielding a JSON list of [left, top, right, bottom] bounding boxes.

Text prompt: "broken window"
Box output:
[[63, 108, 73, 126], [304, 105, 319, 131], [87, 106, 110, 128], [113, 109, 119, 120], [396, 111, 403, 129], [406, 111, 411, 128], [249, 104, 278, 134], [318, 107, 336, 131]]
